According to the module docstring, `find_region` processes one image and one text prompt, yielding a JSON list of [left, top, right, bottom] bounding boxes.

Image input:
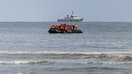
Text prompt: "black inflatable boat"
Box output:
[[48, 24, 83, 33]]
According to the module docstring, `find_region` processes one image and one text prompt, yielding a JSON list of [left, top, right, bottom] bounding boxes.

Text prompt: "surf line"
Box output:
[[0, 51, 132, 55]]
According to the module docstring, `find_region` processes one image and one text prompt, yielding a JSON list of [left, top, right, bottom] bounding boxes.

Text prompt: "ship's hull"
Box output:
[[57, 19, 83, 22]]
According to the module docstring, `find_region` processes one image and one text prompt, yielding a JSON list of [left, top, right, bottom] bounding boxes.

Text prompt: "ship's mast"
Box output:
[[71, 11, 74, 16]]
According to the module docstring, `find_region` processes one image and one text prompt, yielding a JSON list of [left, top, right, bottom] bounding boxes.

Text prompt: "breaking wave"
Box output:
[[0, 51, 132, 55], [0, 60, 49, 65], [0, 60, 132, 65], [86, 61, 132, 64], [0, 51, 132, 65]]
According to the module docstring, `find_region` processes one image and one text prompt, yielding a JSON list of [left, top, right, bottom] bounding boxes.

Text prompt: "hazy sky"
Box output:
[[0, 0, 132, 21]]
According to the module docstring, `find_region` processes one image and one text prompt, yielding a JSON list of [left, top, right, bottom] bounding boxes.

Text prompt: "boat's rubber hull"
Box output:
[[48, 29, 83, 33]]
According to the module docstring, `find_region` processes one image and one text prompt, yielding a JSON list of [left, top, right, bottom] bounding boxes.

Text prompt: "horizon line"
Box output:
[[0, 21, 131, 23]]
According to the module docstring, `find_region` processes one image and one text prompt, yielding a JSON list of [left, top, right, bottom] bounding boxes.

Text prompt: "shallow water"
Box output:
[[0, 22, 132, 74]]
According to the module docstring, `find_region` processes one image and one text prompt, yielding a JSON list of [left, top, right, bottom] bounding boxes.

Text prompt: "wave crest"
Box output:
[[0, 51, 132, 55], [0, 51, 132, 64], [0, 60, 49, 65]]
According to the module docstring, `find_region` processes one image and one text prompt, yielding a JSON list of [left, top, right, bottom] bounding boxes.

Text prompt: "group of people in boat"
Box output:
[[50, 24, 80, 32]]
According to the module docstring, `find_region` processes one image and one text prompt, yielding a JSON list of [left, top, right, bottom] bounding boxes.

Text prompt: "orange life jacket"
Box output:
[[65, 25, 72, 30], [60, 24, 66, 30], [51, 25, 56, 29]]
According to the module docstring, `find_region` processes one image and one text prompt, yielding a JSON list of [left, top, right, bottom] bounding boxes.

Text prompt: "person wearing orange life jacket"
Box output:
[[56, 25, 60, 30], [60, 24, 66, 30], [65, 25, 72, 31], [65, 25, 68, 31], [51, 25, 56, 29], [66, 25, 72, 32]]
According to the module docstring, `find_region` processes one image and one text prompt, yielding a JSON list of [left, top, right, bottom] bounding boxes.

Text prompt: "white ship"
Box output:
[[57, 11, 83, 22]]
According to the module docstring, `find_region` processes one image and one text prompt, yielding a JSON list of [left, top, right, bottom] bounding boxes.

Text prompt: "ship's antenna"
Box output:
[[72, 10, 74, 16]]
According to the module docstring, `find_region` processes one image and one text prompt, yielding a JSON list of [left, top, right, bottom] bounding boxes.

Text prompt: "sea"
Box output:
[[0, 22, 132, 74]]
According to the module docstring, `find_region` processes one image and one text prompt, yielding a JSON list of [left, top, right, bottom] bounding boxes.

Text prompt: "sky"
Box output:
[[0, 0, 132, 22]]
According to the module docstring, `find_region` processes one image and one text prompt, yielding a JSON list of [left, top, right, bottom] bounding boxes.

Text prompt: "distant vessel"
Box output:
[[57, 11, 83, 22]]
